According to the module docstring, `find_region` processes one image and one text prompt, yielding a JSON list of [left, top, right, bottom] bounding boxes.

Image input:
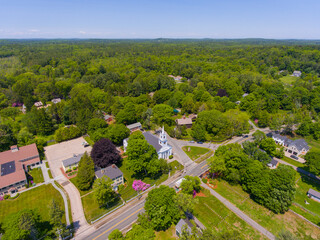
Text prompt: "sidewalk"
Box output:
[[201, 183, 275, 240]]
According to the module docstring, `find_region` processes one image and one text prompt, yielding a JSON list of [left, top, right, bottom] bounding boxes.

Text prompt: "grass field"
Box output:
[[213, 179, 320, 239], [48, 169, 53, 179], [28, 167, 44, 183], [155, 225, 177, 240], [182, 146, 210, 160], [81, 193, 122, 222], [45, 161, 49, 168], [0, 184, 65, 225], [290, 174, 320, 226], [194, 189, 266, 239], [69, 177, 92, 196], [279, 75, 298, 84], [281, 156, 305, 168]]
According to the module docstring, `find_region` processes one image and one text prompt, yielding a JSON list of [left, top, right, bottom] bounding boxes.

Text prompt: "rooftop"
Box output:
[[176, 117, 192, 125], [126, 122, 142, 130], [143, 131, 162, 152], [62, 153, 83, 167], [308, 188, 320, 199], [95, 164, 123, 180], [176, 219, 193, 234]]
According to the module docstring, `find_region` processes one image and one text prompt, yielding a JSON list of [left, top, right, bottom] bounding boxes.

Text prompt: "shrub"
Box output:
[[0, 195, 3, 201], [25, 184, 29, 188], [169, 155, 173, 159], [202, 178, 208, 184], [118, 184, 125, 192], [54, 125, 82, 143], [4, 194, 9, 199], [72, 166, 78, 171], [66, 169, 72, 173]]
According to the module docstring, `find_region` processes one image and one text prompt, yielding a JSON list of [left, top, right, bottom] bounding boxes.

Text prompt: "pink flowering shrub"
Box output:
[[0, 195, 4, 201], [132, 180, 150, 193]]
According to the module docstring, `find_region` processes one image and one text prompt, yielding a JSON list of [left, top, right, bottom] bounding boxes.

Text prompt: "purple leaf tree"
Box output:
[[132, 180, 150, 195]]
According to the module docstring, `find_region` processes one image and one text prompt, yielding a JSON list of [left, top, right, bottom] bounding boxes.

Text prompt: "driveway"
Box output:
[[44, 137, 92, 178]]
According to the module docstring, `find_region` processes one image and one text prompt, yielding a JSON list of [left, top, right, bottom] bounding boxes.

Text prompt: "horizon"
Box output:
[[1, 0, 319, 39]]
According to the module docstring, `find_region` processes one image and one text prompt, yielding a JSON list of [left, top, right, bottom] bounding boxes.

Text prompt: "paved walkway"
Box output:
[[52, 181, 71, 226], [40, 162, 51, 183], [201, 183, 275, 240]]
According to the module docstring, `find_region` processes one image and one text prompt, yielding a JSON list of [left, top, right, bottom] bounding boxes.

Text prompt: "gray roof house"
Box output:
[[176, 219, 193, 237], [267, 159, 279, 169], [307, 188, 320, 202], [270, 132, 309, 155], [95, 164, 124, 189], [126, 122, 142, 132], [62, 153, 83, 171], [292, 71, 302, 77]]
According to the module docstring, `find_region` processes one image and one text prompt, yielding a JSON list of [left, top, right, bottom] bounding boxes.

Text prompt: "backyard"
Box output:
[[0, 184, 66, 236], [28, 167, 44, 184], [212, 179, 320, 239], [279, 75, 298, 85], [182, 146, 210, 160], [194, 189, 266, 240]]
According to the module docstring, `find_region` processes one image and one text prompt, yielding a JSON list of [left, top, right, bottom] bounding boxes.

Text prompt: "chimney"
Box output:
[[112, 164, 116, 168], [11, 145, 19, 152]]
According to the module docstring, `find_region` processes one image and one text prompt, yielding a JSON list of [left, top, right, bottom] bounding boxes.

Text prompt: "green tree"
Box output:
[[305, 151, 320, 175], [76, 152, 95, 190], [180, 176, 201, 195], [126, 138, 159, 176], [144, 185, 180, 230], [259, 138, 276, 155], [125, 224, 155, 240], [88, 118, 108, 134], [2, 209, 39, 240], [105, 124, 130, 145], [93, 176, 117, 206], [191, 123, 206, 142], [0, 124, 16, 151], [48, 199, 64, 226], [108, 229, 124, 240], [252, 130, 266, 144], [174, 192, 198, 216], [152, 104, 173, 125]]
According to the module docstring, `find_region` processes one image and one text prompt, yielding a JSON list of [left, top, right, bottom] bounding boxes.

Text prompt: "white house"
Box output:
[[291, 71, 302, 77], [95, 164, 124, 191], [270, 133, 309, 156], [123, 127, 172, 159]]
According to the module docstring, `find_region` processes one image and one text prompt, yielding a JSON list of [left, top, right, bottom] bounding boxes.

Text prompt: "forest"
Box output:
[[1, 39, 320, 154]]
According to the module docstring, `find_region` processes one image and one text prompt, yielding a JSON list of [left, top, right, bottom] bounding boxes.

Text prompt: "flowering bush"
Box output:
[[132, 180, 150, 193], [0, 195, 4, 201]]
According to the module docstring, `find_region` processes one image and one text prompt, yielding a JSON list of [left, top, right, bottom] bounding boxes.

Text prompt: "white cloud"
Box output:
[[29, 29, 40, 32], [79, 31, 86, 34]]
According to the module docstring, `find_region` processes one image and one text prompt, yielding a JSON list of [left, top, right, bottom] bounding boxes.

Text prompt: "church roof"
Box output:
[[143, 132, 162, 152]]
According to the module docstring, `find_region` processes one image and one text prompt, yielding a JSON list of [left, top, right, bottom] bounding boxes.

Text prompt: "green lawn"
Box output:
[[194, 189, 266, 239], [290, 174, 320, 226], [213, 179, 320, 239], [155, 225, 177, 240], [279, 75, 298, 84], [281, 156, 305, 168], [0, 184, 66, 228], [182, 146, 210, 160], [81, 192, 123, 222], [45, 161, 49, 168], [69, 177, 92, 196], [28, 167, 44, 183], [48, 169, 53, 179]]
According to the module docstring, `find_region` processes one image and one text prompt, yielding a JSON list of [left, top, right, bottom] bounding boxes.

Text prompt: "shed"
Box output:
[[126, 122, 142, 132], [176, 219, 193, 237], [307, 188, 320, 202]]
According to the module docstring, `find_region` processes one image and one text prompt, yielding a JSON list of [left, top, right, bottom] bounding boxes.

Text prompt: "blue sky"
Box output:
[[0, 0, 319, 39]]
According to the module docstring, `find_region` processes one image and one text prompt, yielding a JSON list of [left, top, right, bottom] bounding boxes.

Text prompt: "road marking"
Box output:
[[201, 163, 208, 169], [92, 207, 144, 240]]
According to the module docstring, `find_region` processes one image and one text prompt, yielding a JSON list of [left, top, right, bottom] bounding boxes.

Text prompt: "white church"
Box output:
[[123, 127, 172, 159]]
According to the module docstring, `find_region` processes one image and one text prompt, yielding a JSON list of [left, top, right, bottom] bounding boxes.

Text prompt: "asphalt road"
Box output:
[[85, 160, 210, 240]]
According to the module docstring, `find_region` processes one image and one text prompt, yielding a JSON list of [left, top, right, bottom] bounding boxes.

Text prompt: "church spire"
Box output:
[[159, 126, 167, 146]]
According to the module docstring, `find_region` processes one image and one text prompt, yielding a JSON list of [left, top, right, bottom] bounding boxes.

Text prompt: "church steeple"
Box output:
[[159, 126, 167, 146]]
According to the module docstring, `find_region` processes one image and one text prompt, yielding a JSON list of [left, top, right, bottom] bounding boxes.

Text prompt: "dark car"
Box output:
[[290, 155, 299, 160], [243, 135, 249, 138], [197, 141, 203, 144]]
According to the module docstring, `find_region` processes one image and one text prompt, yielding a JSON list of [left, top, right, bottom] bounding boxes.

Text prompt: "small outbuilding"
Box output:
[[176, 117, 193, 128], [126, 122, 142, 132], [307, 188, 320, 202], [176, 219, 193, 237], [267, 159, 279, 169]]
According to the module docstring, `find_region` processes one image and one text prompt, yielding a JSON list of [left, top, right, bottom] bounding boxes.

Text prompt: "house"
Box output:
[[126, 122, 142, 132], [175, 178, 186, 190], [307, 188, 320, 202], [95, 164, 124, 190], [168, 75, 183, 82], [267, 159, 279, 169], [34, 101, 43, 108], [270, 132, 309, 156], [52, 98, 61, 104], [242, 93, 249, 98], [0, 144, 41, 195], [123, 127, 172, 159], [103, 114, 113, 123], [176, 219, 193, 237], [62, 153, 83, 171], [188, 114, 197, 122], [176, 116, 193, 128], [292, 71, 302, 77]]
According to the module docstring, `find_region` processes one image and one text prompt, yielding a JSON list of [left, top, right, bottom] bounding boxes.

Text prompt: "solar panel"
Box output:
[[1, 161, 16, 176]]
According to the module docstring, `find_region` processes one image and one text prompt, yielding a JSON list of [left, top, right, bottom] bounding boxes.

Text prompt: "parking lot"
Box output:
[[44, 137, 92, 178]]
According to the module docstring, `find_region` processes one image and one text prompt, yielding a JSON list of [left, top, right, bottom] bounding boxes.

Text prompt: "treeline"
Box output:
[[0, 40, 320, 152]]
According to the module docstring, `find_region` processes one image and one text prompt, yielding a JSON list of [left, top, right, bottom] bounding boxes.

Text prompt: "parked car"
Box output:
[[243, 135, 249, 138], [197, 141, 203, 144], [290, 155, 299, 160], [189, 140, 195, 143]]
